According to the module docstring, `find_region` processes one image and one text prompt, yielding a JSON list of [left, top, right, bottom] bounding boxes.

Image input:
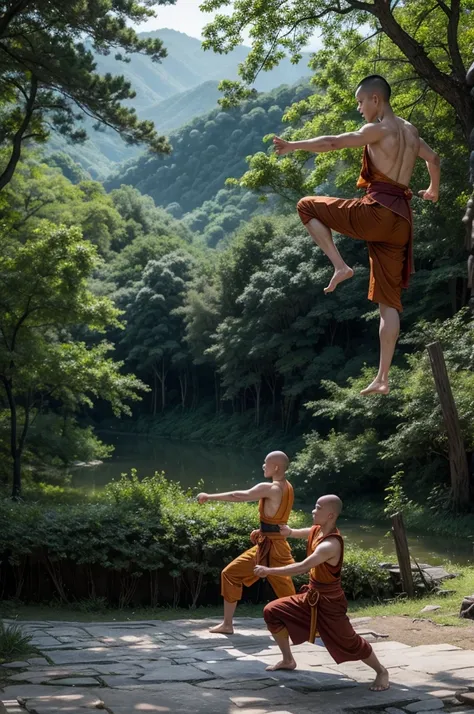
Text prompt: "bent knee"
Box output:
[[296, 196, 314, 219], [263, 602, 274, 622]]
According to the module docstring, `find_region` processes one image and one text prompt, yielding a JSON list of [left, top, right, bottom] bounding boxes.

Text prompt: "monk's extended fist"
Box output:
[[197, 492, 209, 504], [273, 136, 291, 156], [279, 524, 291, 537], [254, 565, 269, 578]]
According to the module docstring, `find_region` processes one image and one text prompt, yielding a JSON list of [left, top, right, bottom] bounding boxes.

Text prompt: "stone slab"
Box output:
[[139, 664, 214, 682], [50, 678, 99, 687], [99, 683, 227, 714], [404, 699, 445, 711]]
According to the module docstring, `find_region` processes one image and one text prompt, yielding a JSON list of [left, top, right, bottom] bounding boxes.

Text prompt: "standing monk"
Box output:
[[254, 495, 390, 692], [274, 75, 440, 395], [197, 450, 295, 634]]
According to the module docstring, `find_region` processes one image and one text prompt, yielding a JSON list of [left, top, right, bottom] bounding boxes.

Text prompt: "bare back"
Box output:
[[262, 480, 287, 518], [368, 115, 419, 186]]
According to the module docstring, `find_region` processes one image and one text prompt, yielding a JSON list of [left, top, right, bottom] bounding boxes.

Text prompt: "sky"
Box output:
[[134, 0, 323, 51]]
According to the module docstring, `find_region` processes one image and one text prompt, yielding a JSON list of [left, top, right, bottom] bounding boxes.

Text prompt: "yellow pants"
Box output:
[[221, 541, 295, 603]]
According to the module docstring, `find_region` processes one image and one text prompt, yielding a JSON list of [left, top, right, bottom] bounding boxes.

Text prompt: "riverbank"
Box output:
[[343, 497, 474, 541]]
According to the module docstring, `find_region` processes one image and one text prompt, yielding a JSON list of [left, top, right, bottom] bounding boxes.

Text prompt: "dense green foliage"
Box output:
[[105, 82, 312, 220], [201, 0, 474, 144], [0, 472, 393, 606]]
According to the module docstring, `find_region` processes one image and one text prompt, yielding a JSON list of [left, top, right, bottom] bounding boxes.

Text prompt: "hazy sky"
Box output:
[[134, 0, 323, 51]]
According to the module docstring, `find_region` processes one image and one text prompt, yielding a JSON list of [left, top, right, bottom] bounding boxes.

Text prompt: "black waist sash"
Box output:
[[260, 521, 280, 533]]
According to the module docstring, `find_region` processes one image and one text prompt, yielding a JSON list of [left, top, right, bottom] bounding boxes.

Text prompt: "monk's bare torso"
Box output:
[[367, 115, 420, 186], [261, 479, 287, 518]]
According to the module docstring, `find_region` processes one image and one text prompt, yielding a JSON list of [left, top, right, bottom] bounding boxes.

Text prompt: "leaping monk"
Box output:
[[274, 75, 441, 395]]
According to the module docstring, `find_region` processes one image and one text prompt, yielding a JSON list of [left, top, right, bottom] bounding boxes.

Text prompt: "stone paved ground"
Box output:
[[1, 618, 473, 714]]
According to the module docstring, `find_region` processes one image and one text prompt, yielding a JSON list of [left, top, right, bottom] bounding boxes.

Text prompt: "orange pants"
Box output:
[[297, 195, 410, 312], [221, 541, 295, 603]]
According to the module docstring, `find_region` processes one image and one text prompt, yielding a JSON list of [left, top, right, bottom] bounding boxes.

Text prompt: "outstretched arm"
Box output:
[[273, 123, 385, 156], [279, 525, 312, 539], [418, 139, 440, 202], [197, 482, 272, 504], [254, 538, 340, 577]]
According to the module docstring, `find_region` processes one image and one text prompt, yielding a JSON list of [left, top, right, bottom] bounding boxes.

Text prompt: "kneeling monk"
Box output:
[[254, 494, 389, 692], [274, 74, 440, 396], [197, 450, 295, 634]]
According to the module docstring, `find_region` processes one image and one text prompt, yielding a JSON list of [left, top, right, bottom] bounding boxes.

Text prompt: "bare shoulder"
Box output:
[[397, 116, 419, 141]]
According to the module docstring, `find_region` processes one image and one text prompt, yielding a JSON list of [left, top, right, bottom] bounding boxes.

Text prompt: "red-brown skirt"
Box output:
[[297, 195, 410, 312], [263, 590, 372, 664]]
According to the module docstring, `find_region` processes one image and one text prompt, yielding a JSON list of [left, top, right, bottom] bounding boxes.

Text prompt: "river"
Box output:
[[71, 433, 473, 565]]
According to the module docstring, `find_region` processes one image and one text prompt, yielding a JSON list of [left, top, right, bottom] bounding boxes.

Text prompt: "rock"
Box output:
[[434, 589, 456, 596], [420, 605, 441, 613], [404, 699, 445, 711], [459, 594, 474, 619], [456, 690, 474, 705]]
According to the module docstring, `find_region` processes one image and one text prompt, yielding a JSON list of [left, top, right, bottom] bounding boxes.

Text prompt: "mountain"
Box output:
[[46, 30, 311, 177], [141, 81, 222, 133], [105, 81, 312, 245], [89, 29, 312, 111]]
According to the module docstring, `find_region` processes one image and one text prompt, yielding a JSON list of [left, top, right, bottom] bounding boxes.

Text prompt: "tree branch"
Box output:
[[0, 0, 32, 38], [0, 73, 38, 191]]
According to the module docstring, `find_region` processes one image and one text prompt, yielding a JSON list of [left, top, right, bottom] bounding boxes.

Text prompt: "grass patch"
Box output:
[[0, 621, 35, 663], [349, 563, 474, 626]]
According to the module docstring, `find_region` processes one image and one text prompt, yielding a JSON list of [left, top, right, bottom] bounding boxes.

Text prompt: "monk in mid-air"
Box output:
[[254, 494, 390, 692], [274, 74, 441, 395], [197, 451, 295, 634]]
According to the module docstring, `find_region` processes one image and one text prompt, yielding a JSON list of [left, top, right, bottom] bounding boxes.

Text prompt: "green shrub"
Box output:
[[0, 472, 396, 607], [0, 621, 34, 663]]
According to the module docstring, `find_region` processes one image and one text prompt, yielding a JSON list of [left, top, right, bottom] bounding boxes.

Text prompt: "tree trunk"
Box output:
[[12, 452, 22, 501], [161, 359, 166, 412], [255, 383, 261, 427], [214, 372, 220, 413], [152, 370, 157, 416], [427, 341, 470, 510], [2, 376, 21, 499], [179, 371, 188, 410], [391, 512, 415, 598]]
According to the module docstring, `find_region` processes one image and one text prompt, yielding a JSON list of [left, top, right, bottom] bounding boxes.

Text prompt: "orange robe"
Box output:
[[220, 480, 296, 603], [263, 525, 372, 664], [297, 147, 413, 313]]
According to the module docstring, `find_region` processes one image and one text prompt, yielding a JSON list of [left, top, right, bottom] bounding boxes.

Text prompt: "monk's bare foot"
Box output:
[[360, 379, 390, 396], [369, 668, 390, 692], [209, 623, 234, 634], [324, 266, 354, 294], [266, 659, 297, 671]]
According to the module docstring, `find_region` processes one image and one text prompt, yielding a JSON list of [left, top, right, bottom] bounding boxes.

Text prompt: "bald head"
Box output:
[[318, 495, 343, 518], [263, 451, 289, 480], [312, 494, 343, 528], [356, 74, 391, 102]]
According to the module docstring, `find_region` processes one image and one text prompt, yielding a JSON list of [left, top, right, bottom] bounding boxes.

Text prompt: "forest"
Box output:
[[0, 0, 473, 521]]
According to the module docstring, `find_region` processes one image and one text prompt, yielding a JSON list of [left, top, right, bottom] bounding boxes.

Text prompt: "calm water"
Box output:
[[71, 433, 473, 565]]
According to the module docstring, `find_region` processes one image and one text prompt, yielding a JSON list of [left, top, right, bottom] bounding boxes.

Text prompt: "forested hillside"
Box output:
[[105, 82, 312, 244], [89, 29, 311, 110], [46, 30, 311, 178]]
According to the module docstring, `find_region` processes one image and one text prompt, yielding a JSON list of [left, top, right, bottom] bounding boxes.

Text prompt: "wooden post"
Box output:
[[391, 512, 415, 597], [426, 341, 470, 510]]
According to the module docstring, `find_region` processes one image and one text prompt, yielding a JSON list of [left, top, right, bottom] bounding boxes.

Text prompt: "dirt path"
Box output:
[[370, 615, 474, 648]]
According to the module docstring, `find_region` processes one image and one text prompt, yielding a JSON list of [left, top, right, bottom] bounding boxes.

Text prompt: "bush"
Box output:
[[0, 472, 396, 608], [0, 621, 34, 663]]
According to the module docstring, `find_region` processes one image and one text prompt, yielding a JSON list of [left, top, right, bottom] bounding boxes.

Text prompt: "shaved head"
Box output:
[[356, 74, 391, 102], [318, 494, 343, 518], [266, 451, 289, 469], [312, 494, 343, 528], [263, 450, 289, 481]]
